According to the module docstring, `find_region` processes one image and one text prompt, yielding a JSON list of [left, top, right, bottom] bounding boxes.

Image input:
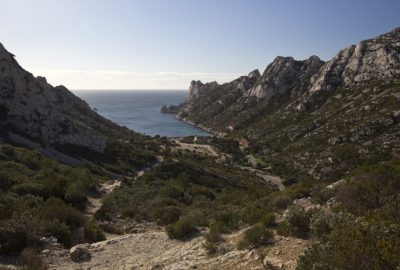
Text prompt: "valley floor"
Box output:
[[40, 141, 305, 270]]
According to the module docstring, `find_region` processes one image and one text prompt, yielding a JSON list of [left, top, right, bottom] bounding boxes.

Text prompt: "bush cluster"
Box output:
[[298, 160, 400, 269], [277, 206, 313, 239], [238, 224, 274, 249], [0, 144, 107, 254], [166, 218, 198, 240]]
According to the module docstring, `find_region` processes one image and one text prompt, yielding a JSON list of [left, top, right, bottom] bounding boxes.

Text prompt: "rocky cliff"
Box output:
[[0, 43, 124, 153], [176, 27, 400, 179]]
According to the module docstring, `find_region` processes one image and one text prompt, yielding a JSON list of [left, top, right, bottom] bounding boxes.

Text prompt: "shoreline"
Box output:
[[174, 114, 227, 138]]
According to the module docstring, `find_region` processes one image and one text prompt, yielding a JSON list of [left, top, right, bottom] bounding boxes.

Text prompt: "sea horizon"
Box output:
[[73, 89, 210, 137], [71, 89, 188, 91]]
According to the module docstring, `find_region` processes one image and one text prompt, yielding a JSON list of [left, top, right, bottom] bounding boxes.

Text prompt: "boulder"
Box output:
[[70, 244, 91, 262], [40, 236, 58, 246], [72, 226, 85, 241]]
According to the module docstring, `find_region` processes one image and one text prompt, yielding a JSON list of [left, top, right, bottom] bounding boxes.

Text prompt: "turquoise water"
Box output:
[[73, 90, 210, 137]]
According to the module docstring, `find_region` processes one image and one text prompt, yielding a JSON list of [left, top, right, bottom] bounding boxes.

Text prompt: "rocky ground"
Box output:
[[38, 155, 308, 270], [41, 225, 310, 270], [0, 141, 305, 270]]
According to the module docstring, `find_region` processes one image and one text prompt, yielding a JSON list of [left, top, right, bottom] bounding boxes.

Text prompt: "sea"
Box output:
[[72, 90, 210, 137]]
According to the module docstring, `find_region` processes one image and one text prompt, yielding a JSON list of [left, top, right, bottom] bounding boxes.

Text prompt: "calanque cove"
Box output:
[[1, 27, 400, 270]]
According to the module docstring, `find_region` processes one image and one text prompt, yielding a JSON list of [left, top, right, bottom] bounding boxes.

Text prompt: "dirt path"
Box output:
[[45, 229, 261, 270], [257, 172, 285, 191], [241, 154, 285, 191], [85, 180, 122, 217], [134, 155, 164, 180], [238, 164, 285, 191], [172, 141, 220, 157], [86, 156, 164, 218], [40, 156, 306, 269], [172, 141, 285, 191]]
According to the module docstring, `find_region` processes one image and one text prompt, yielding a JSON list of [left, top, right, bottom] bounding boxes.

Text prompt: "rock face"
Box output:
[[0, 43, 124, 152], [188, 80, 219, 101], [247, 55, 324, 99], [174, 27, 400, 180], [179, 27, 400, 112], [161, 104, 181, 113], [310, 28, 400, 93]]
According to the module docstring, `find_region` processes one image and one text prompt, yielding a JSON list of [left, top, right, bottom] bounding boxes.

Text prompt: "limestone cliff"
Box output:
[[180, 28, 400, 117], [175, 27, 400, 179], [0, 43, 120, 152]]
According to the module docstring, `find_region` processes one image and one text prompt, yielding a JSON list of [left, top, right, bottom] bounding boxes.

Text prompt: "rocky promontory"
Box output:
[[170, 27, 400, 180], [160, 104, 181, 113]]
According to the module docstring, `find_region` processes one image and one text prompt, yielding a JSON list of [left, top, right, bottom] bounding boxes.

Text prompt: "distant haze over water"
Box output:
[[73, 90, 210, 137]]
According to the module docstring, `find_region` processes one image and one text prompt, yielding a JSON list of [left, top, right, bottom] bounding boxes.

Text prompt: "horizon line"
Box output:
[[71, 88, 188, 91]]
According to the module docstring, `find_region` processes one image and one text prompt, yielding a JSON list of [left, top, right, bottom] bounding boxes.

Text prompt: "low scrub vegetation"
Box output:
[[166, 218, 198, 240], [96, 151, 276, 244], [297, 159, 400, 270], [238, 224, 274, 249], [277, 206, 313, 239], [0, 144, 107, 254]]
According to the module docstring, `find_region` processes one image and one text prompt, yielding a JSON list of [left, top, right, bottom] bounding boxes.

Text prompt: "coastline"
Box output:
[[174, 114, 227, 138]]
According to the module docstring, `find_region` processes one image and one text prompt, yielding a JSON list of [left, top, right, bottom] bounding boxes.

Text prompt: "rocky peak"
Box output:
[[248, 69, 261, 79], [188, 80, 218, 101], [247, 56, 324, 99], [310, 27, 400, 94]]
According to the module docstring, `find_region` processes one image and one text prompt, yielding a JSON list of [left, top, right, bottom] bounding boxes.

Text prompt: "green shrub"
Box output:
[[37, 198, 85, 228], [213, 207, 241, 232], [298, 219, 400, 270], [94, 206, 113, 221], [121, 208, 136, 219], [188, 186, 216, 200], [84, 220, 105, 243], [45, 219, 72, 247], [203, 241, 218, 254], [336, 161, 400, 216], [166, 218, 198, 240], [244, 206, 266, 224], [19, 247, 46, 270], [12, 183, 49, 198], [260, 213, 276, 227], [270, 195, 292, 210], [185, 208, 211, 227], [277, 206, 312, 239], [162, 185, 184, 200], [309, 211, 333, 238], [0, 172, 11, 191], [20, 152, 40, 170], [238, 224, 274, 249], [152, 206, 181, 226], [203, 222, 223, 254], [0, 218, 29, 254], [1, 144, 15, 158], [310, 184, 335, 204], [64, 182, 87, 206]]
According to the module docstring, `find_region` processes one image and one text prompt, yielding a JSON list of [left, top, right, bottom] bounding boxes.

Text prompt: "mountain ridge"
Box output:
[[173, 27, 400, 179], [0, 41, 110, 152]]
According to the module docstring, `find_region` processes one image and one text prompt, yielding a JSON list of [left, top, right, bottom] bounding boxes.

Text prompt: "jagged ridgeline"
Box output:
[[0, 43, 157, 171], [175, 27, 400, 180]]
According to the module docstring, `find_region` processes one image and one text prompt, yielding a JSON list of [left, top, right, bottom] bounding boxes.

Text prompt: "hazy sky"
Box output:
[[0, 0, 399, 89]]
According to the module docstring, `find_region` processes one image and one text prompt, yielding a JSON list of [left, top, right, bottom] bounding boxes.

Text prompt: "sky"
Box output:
[[0, 0, 399, 90]]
